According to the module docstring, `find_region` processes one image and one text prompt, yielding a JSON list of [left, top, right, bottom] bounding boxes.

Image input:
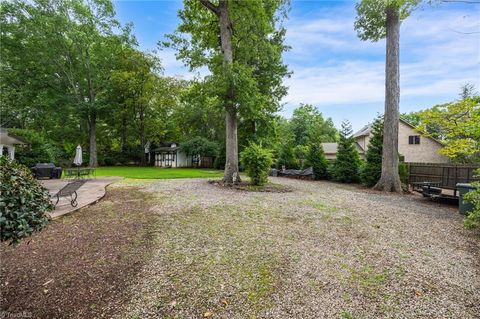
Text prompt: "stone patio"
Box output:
[[40, 177, 122, 219]]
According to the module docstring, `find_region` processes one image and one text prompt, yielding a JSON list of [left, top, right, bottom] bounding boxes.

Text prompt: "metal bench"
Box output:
[[53, 180, 86, 207]]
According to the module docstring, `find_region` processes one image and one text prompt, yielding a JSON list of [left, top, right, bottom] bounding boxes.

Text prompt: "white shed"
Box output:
[[151, 142, 192, 167], [0, 128, 27, 160]]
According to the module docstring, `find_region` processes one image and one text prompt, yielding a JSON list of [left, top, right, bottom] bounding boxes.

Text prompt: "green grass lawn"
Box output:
[[94, 166, 223, 179]]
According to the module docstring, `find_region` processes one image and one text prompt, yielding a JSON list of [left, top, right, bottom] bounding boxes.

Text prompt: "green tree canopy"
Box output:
[[180, 137, 219, 157], [290, 104, 338, 146], [418, 96, 480, 163], [165, 0, 289, 184], [354, 0, 421, 41]]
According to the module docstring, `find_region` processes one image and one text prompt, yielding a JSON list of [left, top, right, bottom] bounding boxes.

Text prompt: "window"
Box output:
[[408, 135, 420, 145]]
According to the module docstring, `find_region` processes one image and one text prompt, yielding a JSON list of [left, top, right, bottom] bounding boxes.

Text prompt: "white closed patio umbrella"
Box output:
[[73, 145, 82, 166]]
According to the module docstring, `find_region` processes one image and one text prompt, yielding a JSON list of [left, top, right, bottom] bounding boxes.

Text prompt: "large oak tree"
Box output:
[[165, 0, 289, 184]]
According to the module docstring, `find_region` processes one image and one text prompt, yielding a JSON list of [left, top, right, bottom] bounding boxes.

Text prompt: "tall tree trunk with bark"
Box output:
[[88, 114, 98, 167], [220, 0, 240, 184], [374, 5, 402, 192], [200, 0, 240, 184], [139, 106, 146, 166], [86, 48, 98, 167]]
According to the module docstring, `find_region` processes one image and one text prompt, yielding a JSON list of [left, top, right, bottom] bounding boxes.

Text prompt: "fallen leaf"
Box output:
[[221, 299, 228, 306], [204, 311, 213, 317]]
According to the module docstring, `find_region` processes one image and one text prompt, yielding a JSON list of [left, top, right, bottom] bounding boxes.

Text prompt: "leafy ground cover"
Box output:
[[1, 178, 479, 319], [92, 166, 223, 179]]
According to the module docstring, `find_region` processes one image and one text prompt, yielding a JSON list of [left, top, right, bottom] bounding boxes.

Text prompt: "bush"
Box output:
[[0, 157, 52, 245], [240, 143, 273, 186], [294, 145, 309, 169], [331, 120, 361, 183], [102, 147, 142, 166], [8, 129, 63, 167], [308, 143, 328, 179], [464, 169, 480, 230], [398, 162, 408, 185], [360, 116, 383, 186], [276, 143, 298, 169]]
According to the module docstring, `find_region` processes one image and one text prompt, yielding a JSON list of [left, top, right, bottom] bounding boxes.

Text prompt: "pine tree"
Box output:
[[308, 143, 329, 180], [331, 120, 361, 183], [361, 116, 384, 186], [277, 143, 298, 169]]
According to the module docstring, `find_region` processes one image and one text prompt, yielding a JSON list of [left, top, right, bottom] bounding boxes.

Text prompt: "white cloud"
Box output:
[[282, 4, 480, 126]]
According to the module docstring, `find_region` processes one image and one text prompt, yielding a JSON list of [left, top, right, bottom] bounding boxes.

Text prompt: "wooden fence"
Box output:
[[407, 162, 479, 189]]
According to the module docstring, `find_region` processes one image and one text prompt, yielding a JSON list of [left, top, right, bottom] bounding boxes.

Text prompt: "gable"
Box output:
[[399, 118, 444, 146]]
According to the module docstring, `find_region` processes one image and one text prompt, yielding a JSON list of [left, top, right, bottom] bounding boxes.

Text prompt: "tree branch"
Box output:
[[199, 0, 219, 15]]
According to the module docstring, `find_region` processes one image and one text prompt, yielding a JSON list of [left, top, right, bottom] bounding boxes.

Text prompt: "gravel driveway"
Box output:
[[114, 177, 480, 319]]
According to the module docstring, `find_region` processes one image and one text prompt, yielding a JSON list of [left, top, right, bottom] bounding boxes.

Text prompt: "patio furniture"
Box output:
[[53, 180, 87, 207], [412, 181, 441, 196], [64, 167, 95, 179], [32, 163, 62, 179]]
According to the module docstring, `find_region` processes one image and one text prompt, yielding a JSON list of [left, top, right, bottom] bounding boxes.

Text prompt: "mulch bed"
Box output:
[[0, 188, 157, 319]]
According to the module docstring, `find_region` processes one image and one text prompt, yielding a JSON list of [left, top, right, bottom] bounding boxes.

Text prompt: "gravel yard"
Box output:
[[1, 177, 479, 318], [119, 177, 479, 319]]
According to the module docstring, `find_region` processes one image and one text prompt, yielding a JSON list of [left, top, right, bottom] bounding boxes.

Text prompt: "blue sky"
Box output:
[[114, 0, 480, 131]]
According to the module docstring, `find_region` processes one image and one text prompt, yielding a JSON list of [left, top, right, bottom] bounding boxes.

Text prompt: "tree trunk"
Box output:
[[86, 48, 98, 168], [88, 114, 98, 167], [121, 110, 127, 152], [224, 105, 240, 182], [218, 0, 240, 184], [374, 5, 402, 192], [139, 106, 146, 166]]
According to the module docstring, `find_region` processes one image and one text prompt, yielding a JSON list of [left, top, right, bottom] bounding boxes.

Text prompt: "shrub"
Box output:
[[0, 157, 52, 245], [308, 143, 328, 179], [240, 143, 273, 186], [464, 169, 480, 230], [331, 120, 361, 183], [361, 116, 383, 186], [398, 162, 408, 185], [294, 145, 309, 169], [8, 129, 63, 167], [276, 143, 298, 169]]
